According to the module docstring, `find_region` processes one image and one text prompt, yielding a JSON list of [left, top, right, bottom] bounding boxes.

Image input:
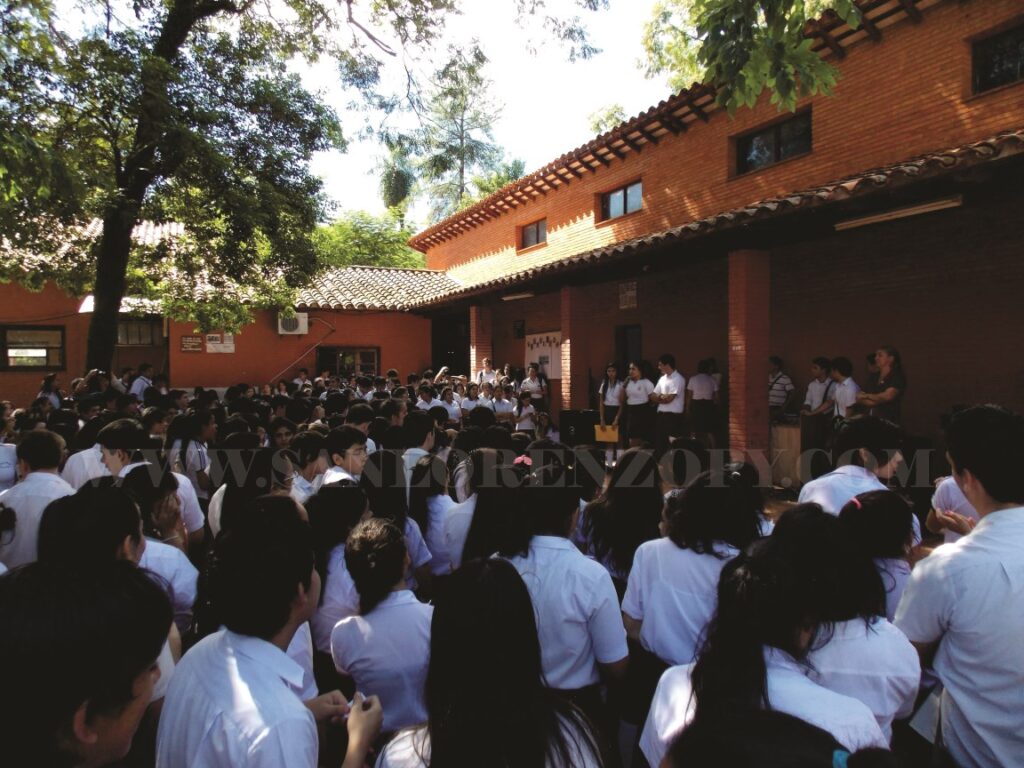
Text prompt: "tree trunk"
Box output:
[[85, 204, 137, 372]]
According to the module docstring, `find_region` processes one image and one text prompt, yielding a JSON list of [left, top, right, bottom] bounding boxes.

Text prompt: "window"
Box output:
[[973, 23, 1024, 94], [520, 219, 547, 249], [117, 320, 160, 346], [1, 326, 65, 370], [736, 111, 812, 175], [318, 347, 380, 378], [600, 181, 642, 221]]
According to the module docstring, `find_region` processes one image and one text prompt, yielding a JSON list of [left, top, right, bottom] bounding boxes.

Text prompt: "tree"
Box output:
[[313, 210, 425, 270], [641, 0, 864, 113], [465, 158, 526, 204], [587, 104, 626, 134], [1, 0, 607, 373], [415, 45, 504, 223]]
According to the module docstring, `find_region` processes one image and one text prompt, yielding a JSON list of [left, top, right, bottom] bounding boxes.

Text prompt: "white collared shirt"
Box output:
[[61, 443, 109, 489], [139, 537, 198, 633], [208, 484, 227, 538], [622, 538, 738, 666], [685, 373, 718, 401], [129, 375, 152, 400], [805, 378, 835, 410], [403, 517, 433, 587], [168, 439, 210, 501], [286, 621, 319, 702], [290, 472, 319, 506], [654, 371, 686, 414], [312, 543, 359, 654], [156, 629, 317, 768], [520, 377, 544, 400], [441, 400, 462, 421], [798, 465, 921, 544], [895, 507, 1024, 768], [415, 398, 444, 411], [492, 398, 515, 416], [807, 618, 920, 742], [931, 477, 979, 544], [505, 535, 628, 689], [0, 471, 74, 568], [120, 462, 204, 535], [640, 649, 886, 768], [322, 465, 357, 486], [600, 380, 624, 406], [515, 404, 536, 431], [424, 494, 455, 575], [876, 557, 911, 623], [833, 377, 861, 418], [443, 494, 477, 570], [403, 447, 430, 503], [625, 378, 655, 406], [331, 590, 433, 732]]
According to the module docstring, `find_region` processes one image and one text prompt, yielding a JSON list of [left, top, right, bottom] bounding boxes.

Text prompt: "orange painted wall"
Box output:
[[424, 0, 1024, 281], [167, 309, 433, 389]]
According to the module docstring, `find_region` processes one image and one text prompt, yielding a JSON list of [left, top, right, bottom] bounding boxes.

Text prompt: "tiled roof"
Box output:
[[409, 128, 1024, 308], [408, 0, 941, 252], [78, 294, 163, 315], [295, 265, 463, 311]]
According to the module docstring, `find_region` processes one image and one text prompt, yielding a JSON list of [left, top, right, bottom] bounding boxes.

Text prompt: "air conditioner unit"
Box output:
[[277, 312, 309, 335]]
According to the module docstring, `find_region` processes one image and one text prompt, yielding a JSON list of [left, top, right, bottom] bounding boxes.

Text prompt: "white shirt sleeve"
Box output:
[[404, 518, 433, 570], [588, 570, 629, 664], [174, 472, 205, 534], [245, 714, 319, 768], [894, 555, 955, 645], [621, 546, 646, 621]]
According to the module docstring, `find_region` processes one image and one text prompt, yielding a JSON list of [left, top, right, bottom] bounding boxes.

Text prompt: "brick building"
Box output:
[[3, 0, 1023, 459]]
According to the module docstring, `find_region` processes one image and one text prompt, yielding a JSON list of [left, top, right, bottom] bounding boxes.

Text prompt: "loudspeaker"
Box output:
[[560, 409, 599, 446]]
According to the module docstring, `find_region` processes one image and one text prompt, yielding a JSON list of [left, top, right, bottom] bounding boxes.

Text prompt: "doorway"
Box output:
[[431, 311, 470, 377], [615, 324, 642, 369]]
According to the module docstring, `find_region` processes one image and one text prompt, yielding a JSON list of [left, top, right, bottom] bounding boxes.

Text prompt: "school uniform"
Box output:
[[403, 517, 433, 586], [598, 381, 623, 443], [804, 378, 836, 411], [442, 494, 477, 570], [139, 537, 199, 633], [0, 471, 74, 568], [492, 397, 515, 423], [519, 376, 545, 407], [625, 378, 655, 443], [876, 557, 911, 623], [622, 538, 737, 667], [807, 618, 920, 742], [895, 507, 1024, 768], [169, 439, 211, 502], [505, 536, 628, 691], [414, 398, 444, 411], [0, 443, 18, 492], [119, 462, 205, 537], [798, 465, 922, 544], [286, 621, 319, 702], [833, 376, 861, 419], [441, 400, 462, 422], [686, 373, 718, 434], [515, 404, 536, 431], [311, 543, 360, 654], [128, 375, 152, 401], [476, 370, 498, 386], [322, 465, 358, 486], [639, 649, 887, 768], [290, 472, 321, 506], [424, 494, 456, 575], [207, 484, 227, 538], [156, 629, 318, 768], [60, 443, 108, 489], [653, 371, 686, 451], [331, 590, 433, 732]]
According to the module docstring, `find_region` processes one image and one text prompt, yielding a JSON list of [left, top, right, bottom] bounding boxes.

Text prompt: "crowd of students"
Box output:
[[0, 360, 1021, 768]]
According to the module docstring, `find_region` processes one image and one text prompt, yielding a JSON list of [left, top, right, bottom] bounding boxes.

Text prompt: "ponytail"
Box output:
[[345, 518, 407, 615]]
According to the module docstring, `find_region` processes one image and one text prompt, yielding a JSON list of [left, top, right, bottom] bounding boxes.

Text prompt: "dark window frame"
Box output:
[[519, 218, 548, 251], [117, 319, 160, 347], [1, 325, 66, 371], [734, 110, 813, 176], [598, 180, 643, 222], [971, 20, 1024, 95]]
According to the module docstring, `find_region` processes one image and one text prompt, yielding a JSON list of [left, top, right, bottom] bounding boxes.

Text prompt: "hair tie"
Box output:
[[851, 496, 863, 509], [832, 750, 850, 768], [513, 455, 532, 467]]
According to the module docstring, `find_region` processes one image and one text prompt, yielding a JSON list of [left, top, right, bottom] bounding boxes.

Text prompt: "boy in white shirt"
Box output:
[[157, 498, 382, 768], [322, 426, 368, 486], [829, 357, 861, 419], [651, 354, 686, 455]]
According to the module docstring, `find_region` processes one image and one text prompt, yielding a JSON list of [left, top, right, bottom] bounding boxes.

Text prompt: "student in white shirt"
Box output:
[[158, 496, 383, 768], [684, 359, 720, 449], [332, 518, 433, 733], [457, 455, 526, 567], [322, 425, 369, 486], [401, 411, 435, 503], [0, 430, 74, 569], [377, 558, 603, 768], [414, 385, 444, 413], [459, 382, 490, 422], [772, 504, 919, 742], [926, 474, 980, 544], [491, 384, 516, 426], [829, 357, 861, 419], [0, 560, 171, 767], [344, 402, 378, 454], [597, 362, 625, 466], [798, 417, 920, 547], [651, 354, 686, 455], [801, 357, 836, 415], [476, 357, 498, 386], [514, 391, 537, 432], [165, 412, 216, 504], [307, 485, 369, 654], [443, 448, 493, 570], [639, 545, 886, 768], [408, 454, 456, 578], [896, 405, 1024, 768], [128, 363, 154, 401], [439, 387, 462, 424], [0, 441, 18, 492], [838, 491, 916, 623], [519, 364, 546, 410], [624, 361, 656, 447], [504, 460, 629, 739], [289, 431, 328, 505]]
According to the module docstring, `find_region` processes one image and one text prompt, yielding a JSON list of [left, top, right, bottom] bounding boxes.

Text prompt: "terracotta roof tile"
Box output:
[[410, 128, 1024, 308], [296, 265, 463, 311]]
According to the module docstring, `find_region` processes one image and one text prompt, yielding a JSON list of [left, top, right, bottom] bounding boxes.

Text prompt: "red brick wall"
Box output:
[[770, 193, 1024, 441], [728, 251, 771, 456], [424, 0, 1024, 281], [168, 309, 432, 389]]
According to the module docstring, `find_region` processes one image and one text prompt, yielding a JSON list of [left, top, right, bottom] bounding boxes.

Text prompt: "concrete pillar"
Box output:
[[728, 250, 771, 457], [468, 304, 493, 379], [559, 285, 588, 413]]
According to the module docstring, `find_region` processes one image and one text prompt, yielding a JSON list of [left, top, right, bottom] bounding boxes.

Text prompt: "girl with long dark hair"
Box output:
[[408, 454, 455, 578], [639, 532, 886, 767], [377, 558, 604, 767], [624, 361, 655, 447], [165, 411, 216, 506], [332, 518, 433, 733], [598, 362, 625, 466]]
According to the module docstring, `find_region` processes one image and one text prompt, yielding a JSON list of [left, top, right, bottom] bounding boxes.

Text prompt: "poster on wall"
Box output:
[[180, 335, 203, 353], [206, 332, 236, 354], [525, 331, 561, 380]]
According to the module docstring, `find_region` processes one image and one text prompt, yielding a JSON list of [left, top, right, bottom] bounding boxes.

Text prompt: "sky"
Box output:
[[302, 0, 674, 225]]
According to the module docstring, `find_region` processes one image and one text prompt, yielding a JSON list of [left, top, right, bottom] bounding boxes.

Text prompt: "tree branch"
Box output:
[[345, 0, 397, 57]]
